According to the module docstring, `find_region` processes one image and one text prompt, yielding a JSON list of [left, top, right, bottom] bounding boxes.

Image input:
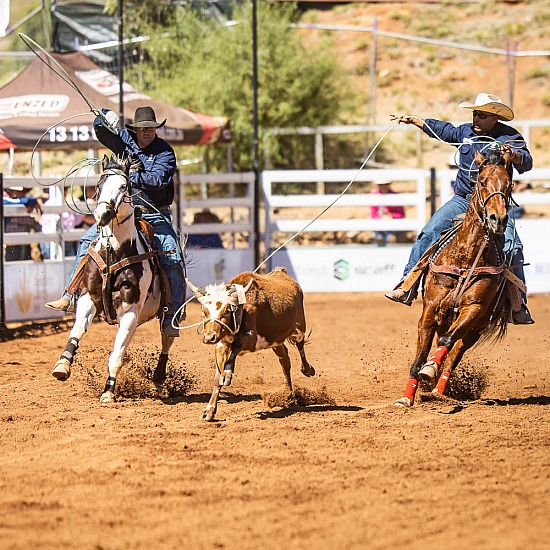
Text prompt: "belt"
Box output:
[[141, 205, 171, 214]]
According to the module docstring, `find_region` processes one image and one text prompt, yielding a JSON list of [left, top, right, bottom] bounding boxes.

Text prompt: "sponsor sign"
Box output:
[[272, 246, 412, 292], [0, 94, 70, 119]]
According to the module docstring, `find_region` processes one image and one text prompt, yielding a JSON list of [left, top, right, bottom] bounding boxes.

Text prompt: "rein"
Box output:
[[474, 184, 510, 228], [96, 168, 134, 226], [429, 163, 511, 314]]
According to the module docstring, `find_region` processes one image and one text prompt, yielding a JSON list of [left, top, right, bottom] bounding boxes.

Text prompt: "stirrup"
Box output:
[[385, 283, 417, 306]]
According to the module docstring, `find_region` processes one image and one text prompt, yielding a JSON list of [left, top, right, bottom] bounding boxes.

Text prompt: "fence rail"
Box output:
[[3, 168, 550, 323]]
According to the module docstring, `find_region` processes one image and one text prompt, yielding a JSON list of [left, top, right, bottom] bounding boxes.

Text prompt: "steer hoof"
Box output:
[[52, 359, 71, 381], [394, 397, 412, 407], [418, 361, 438, 383], [201, 407, 216, 422]]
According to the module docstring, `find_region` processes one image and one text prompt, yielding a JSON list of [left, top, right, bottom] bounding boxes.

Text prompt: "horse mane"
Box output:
[[101, 154, 131, 174], [484, 148, 504, 166], [479, 147, 514, 179]]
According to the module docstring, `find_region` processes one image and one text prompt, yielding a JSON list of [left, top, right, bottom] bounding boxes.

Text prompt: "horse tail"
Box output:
[[478, 297, 510, 346]]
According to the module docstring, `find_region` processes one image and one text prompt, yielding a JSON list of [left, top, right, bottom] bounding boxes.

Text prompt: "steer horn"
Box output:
[[185, 278, 206, 297]]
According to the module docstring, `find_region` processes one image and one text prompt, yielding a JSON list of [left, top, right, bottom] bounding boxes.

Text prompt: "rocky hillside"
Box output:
[[298, 0, 550, 166]]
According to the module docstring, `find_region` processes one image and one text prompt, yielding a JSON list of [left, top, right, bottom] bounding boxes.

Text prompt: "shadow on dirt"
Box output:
[[1, 319, 73, 341], [160, 391, 263, 406], [480, 396, 550, 406], [255, 404, 363, 419]]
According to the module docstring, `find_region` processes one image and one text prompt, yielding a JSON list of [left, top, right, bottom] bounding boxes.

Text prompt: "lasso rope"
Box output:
[[18, 33, 118, 192], [181, 116, 529, 332], [253, 121, 400, 274], [397, 115, 527, 183], [19, 33, 118, 135], [176, 122, 401, 332]]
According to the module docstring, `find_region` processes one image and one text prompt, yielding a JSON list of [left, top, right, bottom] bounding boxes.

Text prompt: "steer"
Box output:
[[186, 267, 315, 421]]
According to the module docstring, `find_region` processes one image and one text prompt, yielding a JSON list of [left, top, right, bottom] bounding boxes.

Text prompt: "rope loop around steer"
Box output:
[[196, 303, 244, 337]]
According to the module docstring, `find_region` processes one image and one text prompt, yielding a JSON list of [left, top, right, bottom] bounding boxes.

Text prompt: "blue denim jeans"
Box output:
[[403, 195, 527, 298], [63, 213, 185, 318]]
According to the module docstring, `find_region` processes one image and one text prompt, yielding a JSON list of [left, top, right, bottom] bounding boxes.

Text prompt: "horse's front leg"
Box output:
[[395, 307, 438, 407], [100, 308, 139, 403], [431, 329, 480, 395], [202, 343, 232, 422], [419, 303, 485, 388], [52, 294, 96, 381]]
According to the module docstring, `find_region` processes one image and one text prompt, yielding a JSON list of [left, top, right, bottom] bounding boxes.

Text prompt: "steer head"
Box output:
[[186, 278, 253, 344]]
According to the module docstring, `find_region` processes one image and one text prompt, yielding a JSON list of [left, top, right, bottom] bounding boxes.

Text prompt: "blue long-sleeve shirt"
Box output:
[[422, 119, 533, 197], [93, 114, 177, 208]]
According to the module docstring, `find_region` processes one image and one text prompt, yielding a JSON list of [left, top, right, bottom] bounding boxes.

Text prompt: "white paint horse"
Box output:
[[51, 155, 176, 402]]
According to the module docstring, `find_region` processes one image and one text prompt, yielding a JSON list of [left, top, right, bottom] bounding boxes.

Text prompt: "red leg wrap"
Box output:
[[428, 346, 448, 367], [403, 378, 419, 404], [433, 369, 451, 394]]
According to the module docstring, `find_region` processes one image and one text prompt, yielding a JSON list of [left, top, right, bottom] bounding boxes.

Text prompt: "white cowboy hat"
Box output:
[[459, 93, 514, 121]]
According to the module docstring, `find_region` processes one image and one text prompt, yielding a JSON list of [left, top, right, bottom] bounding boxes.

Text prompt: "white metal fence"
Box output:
[[2, 167, 550, 323]]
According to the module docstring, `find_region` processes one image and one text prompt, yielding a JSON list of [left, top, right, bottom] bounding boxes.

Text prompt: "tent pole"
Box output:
[[118, 0, 124, 127], [252, 0, 260, 270], [0, 173, 6, 339]]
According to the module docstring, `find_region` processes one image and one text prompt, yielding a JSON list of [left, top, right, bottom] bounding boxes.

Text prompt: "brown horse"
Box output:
[[395, 149, 514, 407]]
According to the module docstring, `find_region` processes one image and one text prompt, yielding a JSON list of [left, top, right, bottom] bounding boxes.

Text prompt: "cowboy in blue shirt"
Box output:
[[45, 106, 185, 337], [385, 93, 534, 325]]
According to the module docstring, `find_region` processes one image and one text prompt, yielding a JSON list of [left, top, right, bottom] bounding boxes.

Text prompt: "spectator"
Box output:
[[187, 209, 224, 249], [370, 181, 405, 246], [3, 186, 43, 262]]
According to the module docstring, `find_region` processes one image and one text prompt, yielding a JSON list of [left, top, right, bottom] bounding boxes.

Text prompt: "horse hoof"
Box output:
[[394, 397, 412, 407], [302, 365, 316, 377], [419, 361, 438, 383], [99, 392, 115, 403], [52, 360, 71, 381]]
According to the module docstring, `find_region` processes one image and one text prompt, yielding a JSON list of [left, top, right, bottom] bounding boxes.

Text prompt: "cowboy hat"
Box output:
[[125, 106, 167, 130], [459, 93, 514, 121]]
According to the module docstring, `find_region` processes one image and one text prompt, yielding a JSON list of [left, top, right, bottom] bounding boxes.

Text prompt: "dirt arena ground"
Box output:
[[1, 293, 549, 550]]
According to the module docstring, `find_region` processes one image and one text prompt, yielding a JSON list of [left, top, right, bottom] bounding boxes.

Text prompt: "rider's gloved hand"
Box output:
[[102, 108, 119, 129]]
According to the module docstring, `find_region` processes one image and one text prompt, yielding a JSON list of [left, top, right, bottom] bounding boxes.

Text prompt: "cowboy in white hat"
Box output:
[[45, 105, 185, 337], [385, 93, 534, 325]]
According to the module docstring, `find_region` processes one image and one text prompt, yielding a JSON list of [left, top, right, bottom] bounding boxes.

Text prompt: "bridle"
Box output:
[[472, 162, 511, 230], [96, 168, 133, 227]]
